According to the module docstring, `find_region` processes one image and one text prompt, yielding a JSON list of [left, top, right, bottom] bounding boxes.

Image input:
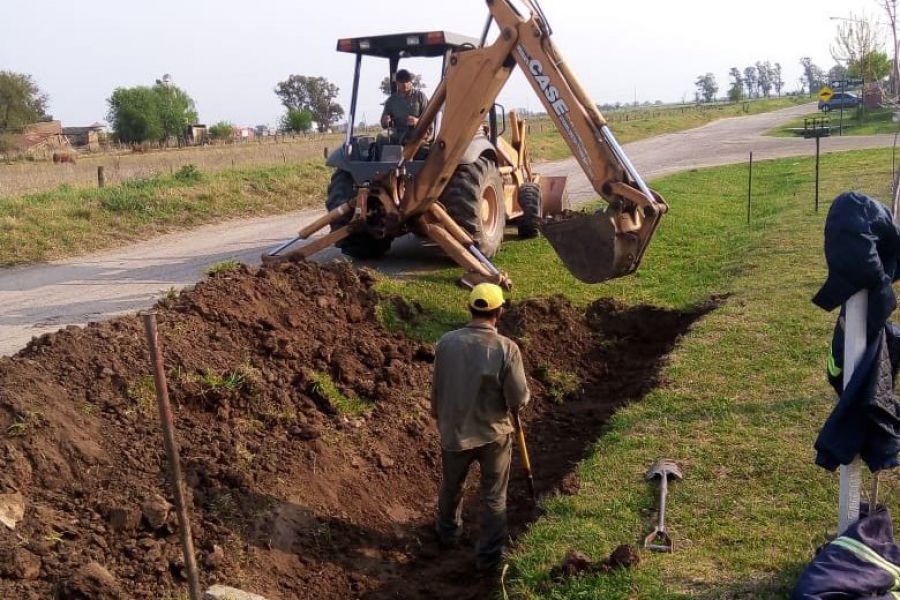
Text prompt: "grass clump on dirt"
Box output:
[[535, 366, 580, 404], [206, 260, 243, 276], [307, 369, 373, 417], [378, 147, 897, 598], [528, 96, 809, 161], [0, 160, 331, 266]]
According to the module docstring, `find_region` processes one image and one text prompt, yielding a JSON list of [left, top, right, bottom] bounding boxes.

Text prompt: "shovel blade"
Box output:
[[542, 210, 641, 284]]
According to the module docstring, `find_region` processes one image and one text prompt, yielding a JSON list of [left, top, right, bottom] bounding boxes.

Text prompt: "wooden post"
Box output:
[[141, 312, 202, 600], [97, 166, 105, 188]]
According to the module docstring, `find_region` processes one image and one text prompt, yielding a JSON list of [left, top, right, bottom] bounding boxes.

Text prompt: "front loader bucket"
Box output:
[[542, 204, 662, 283]]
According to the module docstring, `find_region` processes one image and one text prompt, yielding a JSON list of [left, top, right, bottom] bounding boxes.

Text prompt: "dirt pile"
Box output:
[[0, 262, 715, 599]]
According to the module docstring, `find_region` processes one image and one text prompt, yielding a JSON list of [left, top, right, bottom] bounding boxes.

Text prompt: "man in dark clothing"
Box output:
[[381, 69, 429, 144], [431, 283, 531, 572]]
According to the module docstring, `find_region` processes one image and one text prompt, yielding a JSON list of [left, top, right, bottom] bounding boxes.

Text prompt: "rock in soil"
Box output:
[[204, 585, 270, 600]]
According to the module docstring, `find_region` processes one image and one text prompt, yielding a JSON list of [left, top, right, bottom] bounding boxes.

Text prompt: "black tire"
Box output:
[[517, 182, 542, 239], [325, 170, 391, 260], [439, 157, 506, 258]]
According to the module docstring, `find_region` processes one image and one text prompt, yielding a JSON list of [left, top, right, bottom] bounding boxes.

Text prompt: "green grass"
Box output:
[[0, 161, 331, 266], [307, 370, 372, 417], [376, 147, 898, 598], [527, 97, 810, 161], [768, 107, 898, 137], [206, 260, 243, 276]]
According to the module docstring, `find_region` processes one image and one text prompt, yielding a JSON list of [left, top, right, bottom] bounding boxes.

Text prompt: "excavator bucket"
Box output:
[[542, 203, 663, 283]]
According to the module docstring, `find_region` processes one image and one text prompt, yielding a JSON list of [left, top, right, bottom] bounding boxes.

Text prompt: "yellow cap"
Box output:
[[469, 283, 506, 312]]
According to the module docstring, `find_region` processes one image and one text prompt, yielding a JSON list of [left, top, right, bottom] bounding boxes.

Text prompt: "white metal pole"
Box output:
[[838, 290, 867, 533]]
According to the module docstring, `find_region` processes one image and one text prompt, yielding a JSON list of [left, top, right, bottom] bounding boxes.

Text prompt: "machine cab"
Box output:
[[329, 31, 481, 184]]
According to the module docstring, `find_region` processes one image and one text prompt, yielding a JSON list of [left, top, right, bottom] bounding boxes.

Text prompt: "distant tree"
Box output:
[[728, 67, 745, 102], [107, 76, 198, 144], [153, 75, 198, 141], [756, 61, 774, 97], [876, 0, 899, 94], [0, 70, 49, 133], [281, 108, 313, 133], [107, 87, 164, 143], [208, 121, 234, 141], [773, 62, 785, 96], [694, 73, 718, 103], [743, 66, 758, 98], [828, 63, 850, 83], [800, 57, 826, 93], [831, 13, 882, 82], [379, 74, 426, 95], [274, 75, 344, 132], [848, 50, 893, 81]]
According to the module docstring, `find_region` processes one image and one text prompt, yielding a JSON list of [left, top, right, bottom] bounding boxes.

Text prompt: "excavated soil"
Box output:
[[0, 262, 715, 599]]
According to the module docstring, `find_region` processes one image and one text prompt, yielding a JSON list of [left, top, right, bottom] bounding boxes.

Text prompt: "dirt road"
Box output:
[[1, 103, 894, 356]]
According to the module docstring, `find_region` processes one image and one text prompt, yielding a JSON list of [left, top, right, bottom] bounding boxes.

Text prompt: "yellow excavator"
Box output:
[[264, 0, 667, 288]]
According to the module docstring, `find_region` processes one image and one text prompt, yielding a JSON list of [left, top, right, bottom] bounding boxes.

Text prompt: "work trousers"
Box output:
[[435, 434, 512, 564]]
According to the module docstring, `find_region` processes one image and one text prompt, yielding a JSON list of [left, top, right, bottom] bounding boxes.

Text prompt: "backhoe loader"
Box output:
[[264, 0, 667, 288]]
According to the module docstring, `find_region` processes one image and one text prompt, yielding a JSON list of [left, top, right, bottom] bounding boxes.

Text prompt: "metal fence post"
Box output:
[[838, 291, 866, 533]]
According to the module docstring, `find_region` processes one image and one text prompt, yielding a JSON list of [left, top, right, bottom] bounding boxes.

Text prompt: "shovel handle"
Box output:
[[514, 413, 537, 502]]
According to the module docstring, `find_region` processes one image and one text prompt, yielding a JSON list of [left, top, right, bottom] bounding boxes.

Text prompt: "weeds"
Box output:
[[206, 261, 242, 276], [126, 375, 157, 415], [307, 370, 372, 417], [535, 366, 581, 404], [5, 411, 47, 437]]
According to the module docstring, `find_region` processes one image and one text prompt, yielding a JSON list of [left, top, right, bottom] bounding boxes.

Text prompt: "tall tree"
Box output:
[[848, 50, 892, 81], [728, 67, 745, 102], [153, 74, 198, 141], [773, 62, 785, 96], [694, 73, 718, 103], [107, 76, 198, 143], [107, 87, 164, 143], [743, 66, 758, 98], [800, 57, 826, 93], [274, 75, 344, 132], [0, 71, 49, 132], [876, 0, 899, 94], [756, 61, 773, 97], [831, 13, 882, 84]]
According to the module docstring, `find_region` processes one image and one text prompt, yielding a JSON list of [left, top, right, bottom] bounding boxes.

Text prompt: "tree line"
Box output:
[[0, 70, 355, 148]]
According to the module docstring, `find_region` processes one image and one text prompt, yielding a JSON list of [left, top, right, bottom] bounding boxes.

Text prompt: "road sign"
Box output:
[[818, 86, 834, 102]]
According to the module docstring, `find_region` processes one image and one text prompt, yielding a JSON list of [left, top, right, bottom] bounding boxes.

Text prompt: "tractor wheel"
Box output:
[[325, 170, 392, 260], [517, 182, 542, 239], [440, 157, 506, 258]]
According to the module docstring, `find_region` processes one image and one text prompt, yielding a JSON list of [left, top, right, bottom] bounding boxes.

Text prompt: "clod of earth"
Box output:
[[0, 262, 715, 599]]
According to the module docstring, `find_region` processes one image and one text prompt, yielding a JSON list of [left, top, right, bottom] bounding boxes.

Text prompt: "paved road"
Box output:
[[1, 103, 895, 356]]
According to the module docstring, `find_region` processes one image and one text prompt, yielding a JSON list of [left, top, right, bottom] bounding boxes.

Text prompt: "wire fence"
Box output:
[[0, 133, 345, 198]]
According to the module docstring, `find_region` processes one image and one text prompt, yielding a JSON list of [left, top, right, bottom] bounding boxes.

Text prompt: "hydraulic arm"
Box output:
[[265, 0, 666, 286]]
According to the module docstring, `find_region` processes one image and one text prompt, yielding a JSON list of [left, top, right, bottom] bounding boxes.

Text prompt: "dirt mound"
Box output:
[[0, 263, 716, 599]]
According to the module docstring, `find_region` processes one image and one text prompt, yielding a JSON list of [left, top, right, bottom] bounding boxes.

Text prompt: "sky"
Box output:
[[0, 0, 885, 129]]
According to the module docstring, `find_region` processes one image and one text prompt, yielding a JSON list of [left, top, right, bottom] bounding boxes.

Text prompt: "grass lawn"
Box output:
[[0, 162, 331, 266], [768, 107, 898, 138], [528, 97, 810, 161], [0, 96, 810, 267], [376, 148, 900, 598]]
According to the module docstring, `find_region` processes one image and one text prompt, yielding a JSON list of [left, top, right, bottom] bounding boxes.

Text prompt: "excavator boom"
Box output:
[[264, 0, 665, 286], [398, 0, 667, 283]]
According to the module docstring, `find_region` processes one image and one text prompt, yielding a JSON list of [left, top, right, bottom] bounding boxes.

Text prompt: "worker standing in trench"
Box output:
[[431, 283, 531, 572]]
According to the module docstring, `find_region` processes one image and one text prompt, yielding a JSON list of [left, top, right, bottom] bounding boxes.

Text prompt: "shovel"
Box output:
[[643, 458, 683, 552], [513, 412, 537, 505]]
